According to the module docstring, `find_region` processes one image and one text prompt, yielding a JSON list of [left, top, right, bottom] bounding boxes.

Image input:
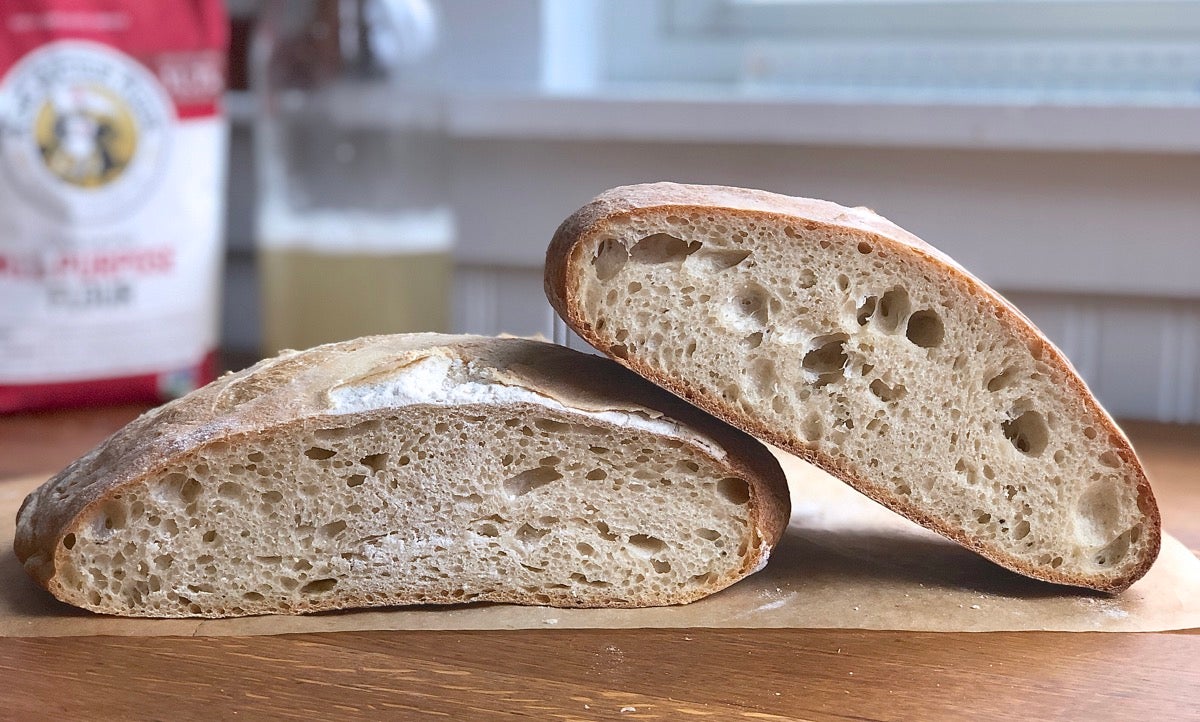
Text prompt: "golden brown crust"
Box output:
[[15, 334, 790, 613], [546, 182, 1160, 593]]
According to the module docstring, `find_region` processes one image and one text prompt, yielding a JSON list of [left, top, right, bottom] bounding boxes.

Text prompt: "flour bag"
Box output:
[[0, 0, 228, 411]]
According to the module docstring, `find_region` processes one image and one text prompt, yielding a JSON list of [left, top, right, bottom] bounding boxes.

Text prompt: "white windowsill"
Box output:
[[225, 89, 1200, 154], [445, 90, 1200, 154]]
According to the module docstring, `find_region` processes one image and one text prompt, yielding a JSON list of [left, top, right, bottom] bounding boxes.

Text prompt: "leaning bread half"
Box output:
[[546, 182, 1160, 592], [15, 334, 789, 617]]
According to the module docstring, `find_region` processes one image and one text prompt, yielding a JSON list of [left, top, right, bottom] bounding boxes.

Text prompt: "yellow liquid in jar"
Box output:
[[260, 248, 451, 355]]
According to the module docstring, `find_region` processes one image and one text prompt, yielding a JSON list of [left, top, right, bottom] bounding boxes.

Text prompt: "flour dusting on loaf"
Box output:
[[545, 182, 1160, 592], [14, 334, 789, 617]]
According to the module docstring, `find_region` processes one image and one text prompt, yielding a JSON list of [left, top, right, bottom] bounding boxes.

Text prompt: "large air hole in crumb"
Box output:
[[154, 472, 188, 503], [319, 520, 347, 538], [178, 478, 202, 504], [96, 502, 127, 535], [905, 309, 945, 348], [869, 379, 906, 403], [360, 452, 389, 474], [504, 466, 563, 497], [628, 534, 667, 558], [592, 238, 629, 281], [569, 573, 611, 588], [314, 419, 381, 442], [629, 233, 701, 264], [515, 524, 549, 545], [300, 578, 338, 594], [801, 413, 824, 442], [1094, 527, 1136, 567], [304, 447, 336, 460], [856, 296, 877, 326], [730, 284, 771, 328], [534, 418, 571, 433], [1002, 410, 1049, 456], [747, 357, 777, 396], [803, 334, 848, 387], [695, 248, 752, 271], [717, 477, 751, 505], [721, 384, 742, 403], [986, 367, 1020, 392], [1076, 480, 1123, 546], [875, 287, 912, 333]]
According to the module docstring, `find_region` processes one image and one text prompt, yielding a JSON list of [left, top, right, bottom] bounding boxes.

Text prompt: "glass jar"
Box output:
[[253, 0, 452, 354]]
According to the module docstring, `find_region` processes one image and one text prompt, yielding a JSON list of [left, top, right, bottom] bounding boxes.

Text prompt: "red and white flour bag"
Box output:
[[0, 0, 227, 412]]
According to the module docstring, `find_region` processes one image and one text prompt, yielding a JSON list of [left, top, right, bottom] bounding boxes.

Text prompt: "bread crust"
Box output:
[[15, 334, 790, 614], [546, 182, 1160, 593]]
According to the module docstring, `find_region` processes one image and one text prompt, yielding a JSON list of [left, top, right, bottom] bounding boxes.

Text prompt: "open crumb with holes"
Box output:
[[14, 334, 789, 617], [545, 182, 1161, 593]]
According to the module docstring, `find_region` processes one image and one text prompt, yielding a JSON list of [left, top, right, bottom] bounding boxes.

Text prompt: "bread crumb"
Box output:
[[621, 706, 637, 713], [970, 604, 981, 610]]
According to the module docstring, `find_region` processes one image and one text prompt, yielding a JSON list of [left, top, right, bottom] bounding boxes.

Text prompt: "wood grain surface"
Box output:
[[1, 407, 1197, 720], [2, 629, 1198, 720]]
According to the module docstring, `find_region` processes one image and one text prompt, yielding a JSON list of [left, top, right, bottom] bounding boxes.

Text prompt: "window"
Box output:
[[581, 0, 1200, 105]]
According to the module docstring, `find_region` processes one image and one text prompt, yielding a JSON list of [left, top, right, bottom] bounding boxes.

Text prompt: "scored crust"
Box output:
[[15, 334, 790, 616], [546, 182, 1161, 593]]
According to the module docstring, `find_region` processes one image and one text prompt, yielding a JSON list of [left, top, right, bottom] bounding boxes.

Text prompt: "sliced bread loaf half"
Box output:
[[546, 182, 1160, 592], [15, 334, 789, 617]]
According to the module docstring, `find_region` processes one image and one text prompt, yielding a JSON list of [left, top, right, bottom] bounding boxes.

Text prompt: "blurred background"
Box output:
[[5, 0, 1200, 421]]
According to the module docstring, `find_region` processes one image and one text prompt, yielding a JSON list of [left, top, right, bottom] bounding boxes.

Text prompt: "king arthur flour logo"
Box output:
[[0, 40, 173, 223]]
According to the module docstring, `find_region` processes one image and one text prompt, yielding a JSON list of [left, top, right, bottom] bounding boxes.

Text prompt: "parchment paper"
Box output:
[[3, 453, 1198, 638]]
